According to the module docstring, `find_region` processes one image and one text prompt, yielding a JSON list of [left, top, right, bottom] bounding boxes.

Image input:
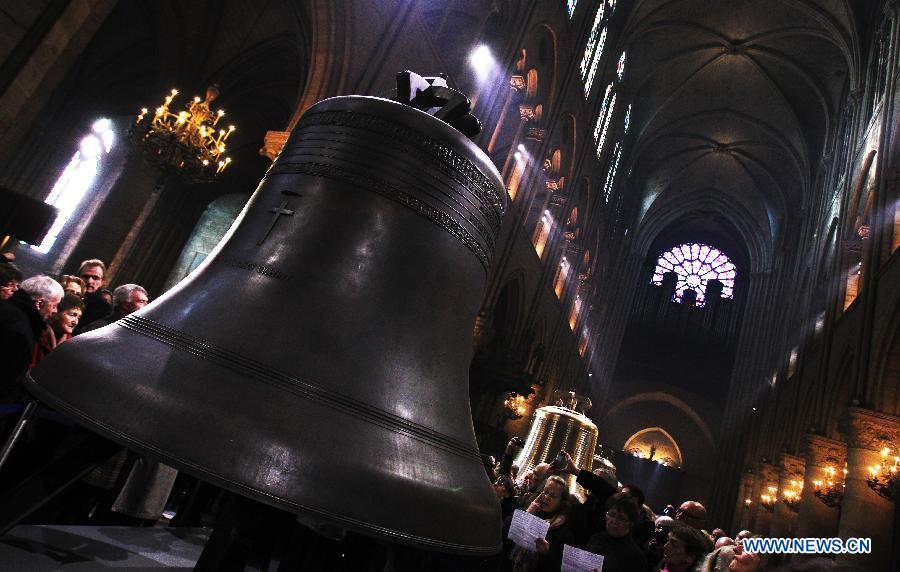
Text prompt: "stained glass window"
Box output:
[[33, 118, 115, 253], [592, 84, 613, 145], [623, 103, 632, 134], [603, 141, 622, 203], [651, 243, 737, 305], [616, 51, 627, 81], [583, 28, 608, 98], [595, 90, 616, 158], [579, 5, 606, 80], [567, 0, 578, 18]]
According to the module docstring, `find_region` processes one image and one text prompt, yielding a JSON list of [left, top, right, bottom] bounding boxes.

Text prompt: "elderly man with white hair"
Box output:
[[83, 283, 149, 331], [0, 275, 63, 398]]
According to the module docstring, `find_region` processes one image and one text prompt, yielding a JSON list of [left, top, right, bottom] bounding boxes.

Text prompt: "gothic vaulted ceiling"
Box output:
[[621, 0, 858, 270]]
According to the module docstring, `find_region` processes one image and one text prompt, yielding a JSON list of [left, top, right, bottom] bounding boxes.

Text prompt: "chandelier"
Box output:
[[131, 85, 235, 183], [759, 486, 777, 512], [781, 479, 802, 512], [866, 447, 899, 500], [502, 392, 528, 419], [813, 465, 845, 508]]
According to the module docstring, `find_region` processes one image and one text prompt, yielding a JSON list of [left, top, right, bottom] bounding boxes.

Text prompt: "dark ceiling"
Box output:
[[620, 0, 859, 271]]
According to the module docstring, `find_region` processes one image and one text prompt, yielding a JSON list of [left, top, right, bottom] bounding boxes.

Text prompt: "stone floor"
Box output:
[[0, 526, 209, 570]]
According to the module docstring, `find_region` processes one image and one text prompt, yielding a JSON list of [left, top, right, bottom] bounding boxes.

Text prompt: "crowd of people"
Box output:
[[0, 255, 168, 525], [483, 439, 856, 572]]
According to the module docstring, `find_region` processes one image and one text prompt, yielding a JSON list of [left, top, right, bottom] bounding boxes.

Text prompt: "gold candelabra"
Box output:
[[866, 447, 899, 500], [503, 392, 528, 420], [782, 479, 802, 512], [131, 85, 235, 182], [760, 486, 777, 512], [813, 465, 845, 508]]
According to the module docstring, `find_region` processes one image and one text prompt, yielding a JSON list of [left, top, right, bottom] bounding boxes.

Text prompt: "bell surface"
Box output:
[[515, 405, 599, 496], [27, 96, 506, 555]]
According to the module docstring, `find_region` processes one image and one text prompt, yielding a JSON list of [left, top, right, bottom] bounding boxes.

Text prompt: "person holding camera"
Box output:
[[554, 450, 619, 547]]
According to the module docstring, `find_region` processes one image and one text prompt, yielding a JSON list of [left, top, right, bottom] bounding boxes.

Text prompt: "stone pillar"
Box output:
[[797, 434, 846, 539], [770, 453, 804, 537], [735, 470, 756, 534], [260, 130, 289, 161], [751, 462, 778, 535], [836, 407, 900, 570]]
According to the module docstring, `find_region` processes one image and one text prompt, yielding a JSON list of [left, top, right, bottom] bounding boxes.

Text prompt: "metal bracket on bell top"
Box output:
[[395, 70, 482, 138]]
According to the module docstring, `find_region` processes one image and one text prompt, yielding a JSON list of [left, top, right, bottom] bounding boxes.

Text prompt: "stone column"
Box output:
[[736, 470, 756, 534], [260, 131, 289, 161], [797, 434, 846, 539], [751, 461, 778, 535], [836, 407, 900, 570], [770, 453, 804, 537]]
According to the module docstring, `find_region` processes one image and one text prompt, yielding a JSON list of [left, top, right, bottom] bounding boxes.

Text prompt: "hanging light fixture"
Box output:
[[131, 85, 235, 182]]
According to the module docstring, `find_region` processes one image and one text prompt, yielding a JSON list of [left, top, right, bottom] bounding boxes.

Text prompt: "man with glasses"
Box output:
[[0, 262, 22, 300], [74, 259, 112, 334]]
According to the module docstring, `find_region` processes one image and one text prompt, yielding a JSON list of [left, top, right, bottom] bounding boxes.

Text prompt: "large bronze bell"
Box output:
[[26, 95, 506, 555]]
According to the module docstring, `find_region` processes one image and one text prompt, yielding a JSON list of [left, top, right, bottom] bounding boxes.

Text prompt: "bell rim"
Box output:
[[23, 372, 502, 557]]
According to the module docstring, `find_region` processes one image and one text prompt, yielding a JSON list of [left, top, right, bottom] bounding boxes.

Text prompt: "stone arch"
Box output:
[[623, 427, 684, 467], [604, 391, 716, 449], [823, 348, 856, 439], [286, 0, 348, 128], [491, 272, 526, 352]]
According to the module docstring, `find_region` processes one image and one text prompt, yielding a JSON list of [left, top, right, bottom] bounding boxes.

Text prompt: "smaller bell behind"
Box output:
[[515, 393, 598, 498]]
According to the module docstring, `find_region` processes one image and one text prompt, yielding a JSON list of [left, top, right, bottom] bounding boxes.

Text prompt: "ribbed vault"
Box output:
[[620, 0, 857, 265]]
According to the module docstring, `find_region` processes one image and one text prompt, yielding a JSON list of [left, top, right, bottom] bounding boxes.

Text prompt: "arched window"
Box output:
[[603, 141, 622, 203], [582, 24, 607, 97], [33, 118, 115, 253], [593, 84, 616, 157], [592, 50, 626, 158], [651, 243, 737, 305], [566, 0, 578, 18], [508, 149, 528, 201], [553, 257, 570, 297], [533, 210, 552, 258], [580, 4, 605, 78], [603, 105, 631, 204], [568, 294, 582, 329]]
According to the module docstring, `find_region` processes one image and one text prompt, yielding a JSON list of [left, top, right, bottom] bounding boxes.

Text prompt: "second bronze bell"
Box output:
[[27, 95, 507, 555]]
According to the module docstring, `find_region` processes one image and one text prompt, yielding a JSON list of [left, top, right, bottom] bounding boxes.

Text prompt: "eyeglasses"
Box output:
[[606, 511, 631, 524]]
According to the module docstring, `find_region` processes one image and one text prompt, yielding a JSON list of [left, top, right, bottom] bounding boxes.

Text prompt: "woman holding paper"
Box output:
[[508, 475, 574, 571]]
